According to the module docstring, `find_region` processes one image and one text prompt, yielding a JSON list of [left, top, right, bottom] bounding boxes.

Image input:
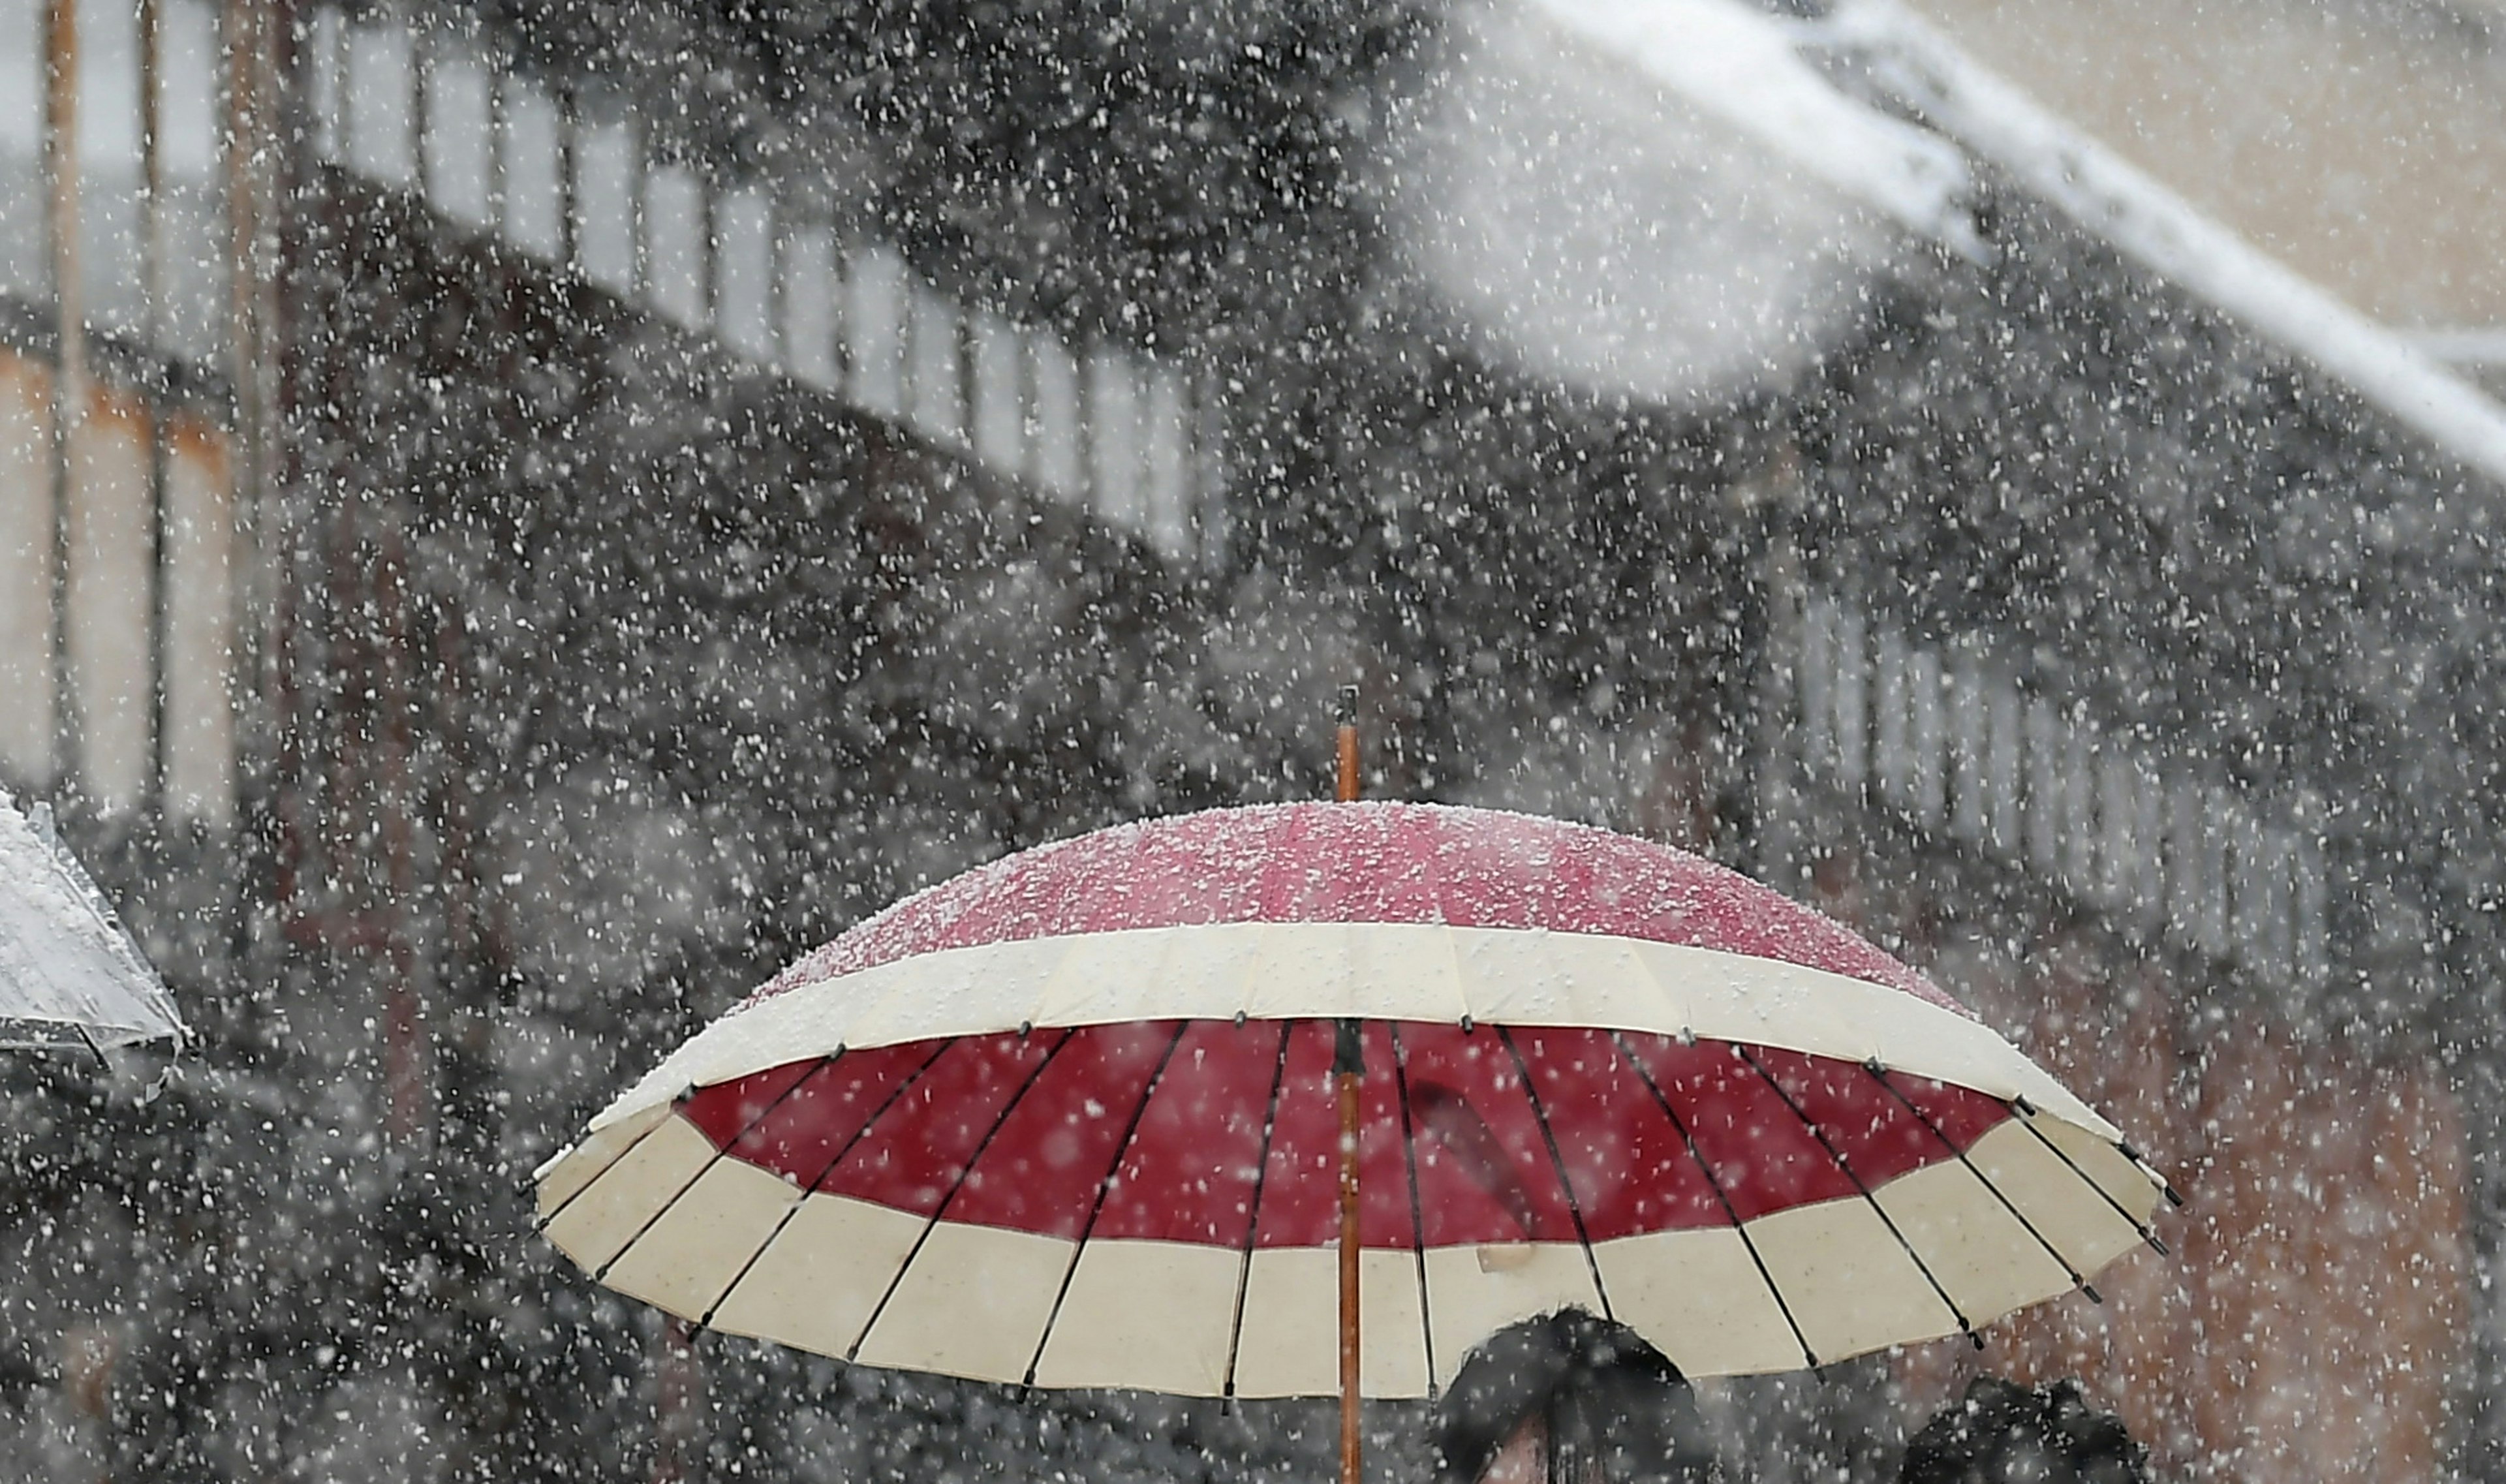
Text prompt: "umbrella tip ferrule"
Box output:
[[2081, 1283, 2103, 1304], [1459, 1014, 1474, 1033], [2146, 1233, 2172, 1258], [2163, 1183, 2188, 1209], [1334, 684, 1359, 725]]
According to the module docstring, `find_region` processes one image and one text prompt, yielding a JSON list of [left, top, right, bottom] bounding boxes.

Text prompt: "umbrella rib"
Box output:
[[1222, 1019, 1297, 1402], [1386, 1022, 1437, 1395], [846, 1030, 1076, 1363], [694, 1037, 961, 1331], [592, 1058, 842, 1283], [1732, 1045, 1978, 1346], [1495, 1027, 1614, 1324], [1606, 1032, 1820, 1371], [1863, 1064, 2100, 1301], [2113, 1137, 2188, 1209], [2003, 1098, 2171, 1257], [1022, 1020, 1196, 1387]]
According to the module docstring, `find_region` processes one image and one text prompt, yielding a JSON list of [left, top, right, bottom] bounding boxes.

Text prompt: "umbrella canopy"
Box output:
[[0, 795, 186, 1053], [537, 802, 2167, 1400]]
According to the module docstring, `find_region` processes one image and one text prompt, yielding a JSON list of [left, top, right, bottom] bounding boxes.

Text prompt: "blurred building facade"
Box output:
[[1, 1, 2503, 1481]]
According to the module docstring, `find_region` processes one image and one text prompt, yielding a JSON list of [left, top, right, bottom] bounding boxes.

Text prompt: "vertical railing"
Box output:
[[0, 0, 239, 828], [0, 0, 1250, 825], [1793, 586, 2334, 991], [296, 0, 1231, 568]]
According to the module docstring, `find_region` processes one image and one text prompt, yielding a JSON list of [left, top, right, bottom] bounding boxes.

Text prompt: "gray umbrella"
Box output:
[[0, 794, 186, 1053]]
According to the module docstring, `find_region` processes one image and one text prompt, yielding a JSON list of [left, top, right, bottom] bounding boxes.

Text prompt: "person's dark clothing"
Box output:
[[1433, 1310, 1724, 1484], [1898, 1377, 2151, 1484]]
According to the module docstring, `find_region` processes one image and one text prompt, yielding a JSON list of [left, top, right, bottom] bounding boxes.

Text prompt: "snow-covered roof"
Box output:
[[1528, 0, 1981, 256], [1530, 0, 2506, 492], [0, 796, 187, 1052]]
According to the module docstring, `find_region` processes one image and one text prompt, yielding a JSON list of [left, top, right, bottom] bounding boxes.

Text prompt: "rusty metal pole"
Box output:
[[1333, 685, 1363, 1484]]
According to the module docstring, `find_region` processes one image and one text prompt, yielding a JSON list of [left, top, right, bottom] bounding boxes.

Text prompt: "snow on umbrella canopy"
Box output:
[[535, 803, 2169, 1397]]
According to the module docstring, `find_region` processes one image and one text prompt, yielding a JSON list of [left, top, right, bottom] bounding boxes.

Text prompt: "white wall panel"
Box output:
[[1908, 646, 1943, 826], [64, 388, 153, 812], [424, 44, 495, 232], [2061, 726, 2097, 892], [970, 309, 1023, 476], [1797, 594, 1834, 776], [0, 351, 54, 786], [643, 162, 707, 330], [1984, 682, 2020, 855], [844, 243, 906, 418], [2194, 788, 2231, 957], [345, 13, 416, 188], [155, 0, 224, 362], [0, 0, 42, 302], [1026, 326, 1081, 501], [572, 114, 638, 295], [160, 416, 230, 824], [1831, 606, 1866, 787], [1946, 660, 1986, 843], [1087, 349, 1143, 533], [1194, 382, 1228, 569], [906, 279, 963, 447], [713, 185, 775, 366], [1144, 362, 1191, 557], [76, 0, 146, 335], [306, 7, 344, 164], [497, 77, 564, 262], [781, 225, 839, 391], [1872, 626, 1908, 808], [2023, 696, 2062, 873]]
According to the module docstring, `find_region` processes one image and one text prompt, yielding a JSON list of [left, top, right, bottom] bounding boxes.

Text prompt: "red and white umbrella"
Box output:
[[537, 798, 2170, 1424]]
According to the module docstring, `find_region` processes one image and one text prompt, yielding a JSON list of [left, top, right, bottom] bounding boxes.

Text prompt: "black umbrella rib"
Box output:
[[1862, 1064, 2099, 1301], [1734, 1044, 1979, 1348], [591, 1057, 841, 1283], [1496, 1027, 1614, 1324], [2113, 1137, 2189, 1209], [846, 1030, 1075, 1363], [2002, 1097, 2171, 1258], [1606, 1032, 1819, 1371], [695, 1037, 957, 1331], [1023, 1021, 1196, 1387], [1222, 1019, 1296, 1403], [1387, 1022, 1437, 1396]]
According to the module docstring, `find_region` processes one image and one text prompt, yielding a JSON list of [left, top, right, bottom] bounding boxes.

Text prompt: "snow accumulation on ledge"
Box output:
[[1525, 0, 1983, 258], [1532, 0, 2506, 496]]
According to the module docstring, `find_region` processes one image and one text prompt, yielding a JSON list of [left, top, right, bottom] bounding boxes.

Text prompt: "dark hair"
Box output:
[[1898, 1377, 2151, 1484], [1432, 1310, 1723, 1484]]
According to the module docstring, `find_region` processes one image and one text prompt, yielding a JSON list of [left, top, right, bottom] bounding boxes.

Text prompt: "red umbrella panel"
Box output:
[[537, 803, 2170, 1398]]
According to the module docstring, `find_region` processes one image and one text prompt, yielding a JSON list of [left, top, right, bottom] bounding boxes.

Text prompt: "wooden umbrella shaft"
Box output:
[[1336, 694, 1362, 1484], [1338, 1061, 1362, 1484]]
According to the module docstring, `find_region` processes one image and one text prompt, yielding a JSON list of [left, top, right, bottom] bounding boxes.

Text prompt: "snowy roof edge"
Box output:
[[1524, 0, 1985, 256], [1816, 0, 2506, 497]]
